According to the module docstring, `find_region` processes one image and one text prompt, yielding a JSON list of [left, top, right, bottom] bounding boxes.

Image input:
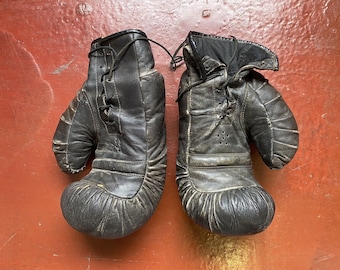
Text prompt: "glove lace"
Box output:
[[88, 37, 180, 81], [88, 36, 177, 128]]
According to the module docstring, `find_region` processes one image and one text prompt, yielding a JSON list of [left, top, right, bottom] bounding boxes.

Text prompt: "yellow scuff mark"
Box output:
[[190, 224, 256, 270]]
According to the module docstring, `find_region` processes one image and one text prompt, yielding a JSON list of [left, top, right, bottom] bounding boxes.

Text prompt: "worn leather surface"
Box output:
[[52, 29, 167, 239], [176, 31, 299, 235]]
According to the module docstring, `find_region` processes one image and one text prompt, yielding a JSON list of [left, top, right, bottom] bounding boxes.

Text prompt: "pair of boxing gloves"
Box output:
[[52, 29, 299, 239]]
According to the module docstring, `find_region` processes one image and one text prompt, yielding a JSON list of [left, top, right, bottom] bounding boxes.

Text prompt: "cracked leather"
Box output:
[[176, 31, 299, 235], [52, 29, 167, 239]]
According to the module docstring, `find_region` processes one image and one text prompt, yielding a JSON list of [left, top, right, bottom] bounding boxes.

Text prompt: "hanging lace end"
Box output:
[[169, 40, 186, 71], [170, 55, 184, 71]]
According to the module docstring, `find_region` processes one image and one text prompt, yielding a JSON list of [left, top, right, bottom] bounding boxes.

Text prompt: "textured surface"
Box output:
[[52, 30, 167, 239], [0, 0, 339, 269], [175, 33, 299, 236]]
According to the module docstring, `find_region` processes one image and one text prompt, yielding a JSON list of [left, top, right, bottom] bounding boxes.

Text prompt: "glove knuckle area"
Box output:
[[179, 177, 275, 235], [60, 168, 165, 239], [177, 155, 275, 236]]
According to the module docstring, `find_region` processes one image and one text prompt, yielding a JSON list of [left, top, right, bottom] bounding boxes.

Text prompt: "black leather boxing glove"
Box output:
[[175, 31, 299, 235], [52, 30, 167, 239]]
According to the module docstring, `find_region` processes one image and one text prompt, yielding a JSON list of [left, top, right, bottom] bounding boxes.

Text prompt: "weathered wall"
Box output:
[[0, 0, 339, 269]]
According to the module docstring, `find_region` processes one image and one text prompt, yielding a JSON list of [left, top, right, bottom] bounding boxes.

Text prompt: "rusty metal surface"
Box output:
[[0, 0, 339, 269]]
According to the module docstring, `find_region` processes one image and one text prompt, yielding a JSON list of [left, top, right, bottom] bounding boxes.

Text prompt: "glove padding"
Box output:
[[176, 31, 298, 235], [52, 30, 167, 239]]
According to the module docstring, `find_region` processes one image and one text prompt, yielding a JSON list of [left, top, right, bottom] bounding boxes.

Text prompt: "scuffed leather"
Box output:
[[176, 31, 299, 235], [52, 30, 166, 239]]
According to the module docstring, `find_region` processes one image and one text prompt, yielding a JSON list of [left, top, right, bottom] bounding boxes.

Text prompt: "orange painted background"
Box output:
[[0, 0, 339, 269]]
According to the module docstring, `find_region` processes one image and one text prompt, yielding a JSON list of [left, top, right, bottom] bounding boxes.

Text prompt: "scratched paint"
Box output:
[[0, 233, 17, 252], [51, 59, 74, 75], [0, 30, 53, 167], [76, 3, 93, 16]]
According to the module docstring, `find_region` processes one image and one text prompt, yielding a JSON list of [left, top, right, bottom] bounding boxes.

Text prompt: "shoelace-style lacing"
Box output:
[[88, 36, 179, 128]]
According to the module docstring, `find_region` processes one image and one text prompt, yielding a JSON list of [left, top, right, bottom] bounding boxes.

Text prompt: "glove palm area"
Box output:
[[176, 32, 299, 236], [52, 30, 166, 239]]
